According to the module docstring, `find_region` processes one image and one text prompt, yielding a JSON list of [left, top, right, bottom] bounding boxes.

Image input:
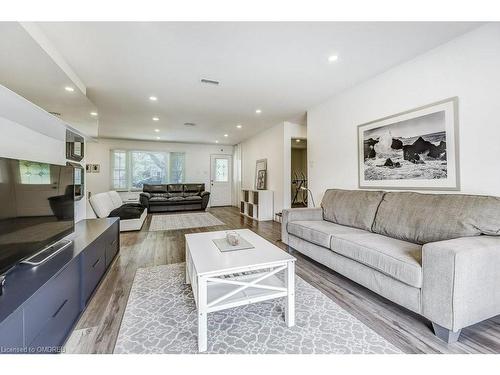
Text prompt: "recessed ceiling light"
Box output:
[[328, 55, 339, 63], [215, 140, 219, 144], [224, 134, 228, 137], [255, 109, 262, 114], [90, 112, 98, 116], [236, 124, 242, 129], [154, 129, 160, 133], [152, 117, 159, 121], [65, 86, 74, 92], [156, 136, 160, 140], [149, 96, 158, 101]]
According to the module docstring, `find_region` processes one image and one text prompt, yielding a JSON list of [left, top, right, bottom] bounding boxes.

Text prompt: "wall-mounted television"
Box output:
[[0, 156, 75, 275]]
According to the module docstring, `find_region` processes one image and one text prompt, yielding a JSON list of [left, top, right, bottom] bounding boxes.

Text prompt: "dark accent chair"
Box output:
[[140, 183, 210, 213]]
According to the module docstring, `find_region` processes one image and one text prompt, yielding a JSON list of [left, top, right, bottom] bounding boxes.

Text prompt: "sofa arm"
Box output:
[[422, 236, 500, 332], [201, 191, 210, 210], [139, 192, 151, 208], [281, 208, 323, 245]]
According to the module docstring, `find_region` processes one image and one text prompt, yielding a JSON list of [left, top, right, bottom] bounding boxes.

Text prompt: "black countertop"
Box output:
[[0, 218, 119, 322]]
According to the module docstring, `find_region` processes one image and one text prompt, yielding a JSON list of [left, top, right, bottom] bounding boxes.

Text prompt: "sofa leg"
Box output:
[[432, 322, 462, 343]]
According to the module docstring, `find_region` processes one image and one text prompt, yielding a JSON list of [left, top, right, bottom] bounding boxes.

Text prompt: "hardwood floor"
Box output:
[[64, 207, 500, 354]]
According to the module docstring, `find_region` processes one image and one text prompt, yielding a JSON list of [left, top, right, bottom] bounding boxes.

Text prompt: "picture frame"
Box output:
[[257, 170, 267, 190], [254, 158, 267, 189], [357, 97, 459, 190]]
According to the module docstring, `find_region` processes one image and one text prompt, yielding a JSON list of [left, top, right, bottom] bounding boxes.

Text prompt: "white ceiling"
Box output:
[[6, 22, 483, 144]]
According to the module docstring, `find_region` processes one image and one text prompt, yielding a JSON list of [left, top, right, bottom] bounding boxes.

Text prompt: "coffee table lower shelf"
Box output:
[[186, 263, 295, 352]]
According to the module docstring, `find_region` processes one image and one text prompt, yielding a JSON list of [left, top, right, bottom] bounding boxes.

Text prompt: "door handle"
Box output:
[[52, 299, 68, 318]]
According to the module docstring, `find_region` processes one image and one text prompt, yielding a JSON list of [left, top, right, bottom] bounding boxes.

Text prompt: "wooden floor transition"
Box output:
[[64, 207, 500, 354]]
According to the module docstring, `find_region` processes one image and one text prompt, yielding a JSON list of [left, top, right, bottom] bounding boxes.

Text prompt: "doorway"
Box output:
[[210, 154, 232, 206], [291, 139, 308, 207]]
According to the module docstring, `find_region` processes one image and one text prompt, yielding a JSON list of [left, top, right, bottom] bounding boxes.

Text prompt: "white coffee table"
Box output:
[[185, 229, 296, 352]]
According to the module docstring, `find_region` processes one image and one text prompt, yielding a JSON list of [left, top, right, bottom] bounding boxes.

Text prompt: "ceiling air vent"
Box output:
[[200, 78, 220, 86], [184, 122, 196, 127]]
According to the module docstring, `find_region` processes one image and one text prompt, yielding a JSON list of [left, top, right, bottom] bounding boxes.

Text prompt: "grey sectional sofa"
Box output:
[[282, 189, 500, 343]]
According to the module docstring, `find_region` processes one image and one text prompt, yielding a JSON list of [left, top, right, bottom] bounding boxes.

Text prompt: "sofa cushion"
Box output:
[[149, 194, 171, 202], [287, 220, 367, 248], [108, 191, 123, 209], [372, 192, 500, 244], [151, 193, 170, 199], [184, 183, 204, 195], [167, 184, 184, 197], [89, 192, 115, 218], [143, 184, 168, 193], [183, 195, 202, 201], [321, 189, 385, 231], [330, 231, 422, 287]]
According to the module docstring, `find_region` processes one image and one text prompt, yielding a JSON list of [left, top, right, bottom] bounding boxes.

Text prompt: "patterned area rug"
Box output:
[[114, 263, 402, 354], [149, 212, 224, 231]]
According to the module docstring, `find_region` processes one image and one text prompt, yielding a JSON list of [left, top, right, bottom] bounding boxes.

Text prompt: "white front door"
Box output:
[[210, 154, 232, 206]]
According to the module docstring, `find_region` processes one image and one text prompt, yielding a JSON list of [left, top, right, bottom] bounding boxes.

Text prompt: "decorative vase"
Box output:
[[226, 231, 240, 246]]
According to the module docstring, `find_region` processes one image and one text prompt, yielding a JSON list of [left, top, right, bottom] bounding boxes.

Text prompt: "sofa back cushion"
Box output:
[[143, 184, 168, 193], [372, 192, 500, 244], [108, 191, 123, 209], [90, 192, 115, 218], [166, 183, 183, 197], [183, 183, 204, 197], [321, 189, 385, 231]]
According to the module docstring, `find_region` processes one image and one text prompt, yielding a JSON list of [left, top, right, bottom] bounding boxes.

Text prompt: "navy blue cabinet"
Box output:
[[105, 228, 119, 269], [25, 259, 80, 352], [82, 237, 107, 305], [0, 309, 23, 353], [0, 218, 119, 354]]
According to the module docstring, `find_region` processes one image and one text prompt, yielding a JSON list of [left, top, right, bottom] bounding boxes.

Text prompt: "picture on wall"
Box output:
[[257, 170, 267, 190], [358, 97, 459, 190]]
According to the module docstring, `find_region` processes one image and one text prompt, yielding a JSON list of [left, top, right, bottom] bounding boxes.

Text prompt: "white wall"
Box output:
[[241, 123, 284, 214], [307, 23, 500, 205], [240, 121, 306, 216], [85, 138, 233, 213]]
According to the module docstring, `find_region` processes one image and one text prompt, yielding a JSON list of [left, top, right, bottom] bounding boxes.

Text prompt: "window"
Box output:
[[215, 158, 229, 182], [19, 161, 51, 184], [170, 152, 185, 184], [112, 150, 127, 189], [110, 150, 185, 190], [130, 151, 168, 188]]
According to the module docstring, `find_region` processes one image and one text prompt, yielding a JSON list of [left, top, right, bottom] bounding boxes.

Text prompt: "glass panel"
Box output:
[[112, 150, 127, 189], [130, 151, 168, 189], [19, 161, 51, 184], [169, 152, 185, 183], [215, 158, 229, 182]]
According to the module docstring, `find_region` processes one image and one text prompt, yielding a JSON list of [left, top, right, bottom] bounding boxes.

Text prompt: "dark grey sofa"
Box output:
[[140, 183, 210, 213], [282, 189, 500, 343]]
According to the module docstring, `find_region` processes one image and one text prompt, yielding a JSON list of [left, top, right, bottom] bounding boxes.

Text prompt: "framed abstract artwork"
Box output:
[[257, 170, 267, 190], [358, 97, 459, 190]]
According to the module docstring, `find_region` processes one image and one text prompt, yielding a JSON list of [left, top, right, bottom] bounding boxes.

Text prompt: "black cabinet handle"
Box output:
[[92, 258, 101, 268], [52, 299, 68, 318]]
